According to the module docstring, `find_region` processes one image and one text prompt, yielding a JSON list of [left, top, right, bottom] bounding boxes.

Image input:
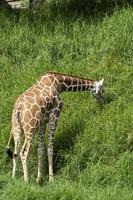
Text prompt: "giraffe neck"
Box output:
[[51, 72, 96, 92]]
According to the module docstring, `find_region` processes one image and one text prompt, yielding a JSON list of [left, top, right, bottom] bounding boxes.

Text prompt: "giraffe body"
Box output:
[[6, 72, 104, 182]]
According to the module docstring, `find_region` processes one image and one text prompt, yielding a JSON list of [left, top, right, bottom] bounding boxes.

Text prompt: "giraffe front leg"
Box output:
[[48, 125, 55, 182], [36, 124, 46, 184], [48, 108, 62, 181]]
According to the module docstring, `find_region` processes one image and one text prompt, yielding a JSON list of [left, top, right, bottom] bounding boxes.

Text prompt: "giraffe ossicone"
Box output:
[[6, 72, 104, 183]]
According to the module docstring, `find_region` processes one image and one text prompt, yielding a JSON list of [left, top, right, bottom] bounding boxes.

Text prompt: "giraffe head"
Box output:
[[91, 79, 104, 103]]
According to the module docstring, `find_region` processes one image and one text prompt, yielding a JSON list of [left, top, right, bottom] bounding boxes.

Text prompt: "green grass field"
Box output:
[[0, 2, 133, 199]]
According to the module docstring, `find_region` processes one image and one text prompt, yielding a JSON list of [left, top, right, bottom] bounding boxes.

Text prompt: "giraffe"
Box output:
[[6, 71, 104, 183]]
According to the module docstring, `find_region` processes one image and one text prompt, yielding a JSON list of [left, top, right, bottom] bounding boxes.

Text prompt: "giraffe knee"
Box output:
[[38, 144, 45, 156], [48, 146, 53, 157]]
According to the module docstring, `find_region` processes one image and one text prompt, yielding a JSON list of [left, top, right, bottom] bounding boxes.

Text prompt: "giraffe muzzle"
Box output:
[[97, 96, 105, 104]]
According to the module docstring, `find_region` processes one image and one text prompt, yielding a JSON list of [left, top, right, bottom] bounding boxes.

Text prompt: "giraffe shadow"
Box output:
[[53, 119, 85, 173], [103, 92, 118, 105], [2, 0, 133, 24], [48, 0, 120, 18]]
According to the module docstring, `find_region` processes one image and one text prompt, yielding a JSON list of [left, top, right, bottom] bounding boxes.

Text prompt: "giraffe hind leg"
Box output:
[[20, 133, 34, 183], [12, 124, 23, 178]]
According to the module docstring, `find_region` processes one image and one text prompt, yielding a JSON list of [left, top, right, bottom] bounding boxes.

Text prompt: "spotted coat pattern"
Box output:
[[7, 72, 104, 183]]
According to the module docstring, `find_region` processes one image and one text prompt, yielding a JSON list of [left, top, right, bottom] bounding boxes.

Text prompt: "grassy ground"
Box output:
[[0, 2, 133, 199]]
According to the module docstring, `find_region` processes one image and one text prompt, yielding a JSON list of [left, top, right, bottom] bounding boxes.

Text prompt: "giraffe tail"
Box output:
[[6, 111, 22, 159], [6, 147, 13, 159], [6, 130, 13, 159]]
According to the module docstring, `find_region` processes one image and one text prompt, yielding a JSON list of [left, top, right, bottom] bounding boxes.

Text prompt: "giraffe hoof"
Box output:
[[36, 178, 41, 184], [24, 180, 29, 184], [49, 176, 54, 182]]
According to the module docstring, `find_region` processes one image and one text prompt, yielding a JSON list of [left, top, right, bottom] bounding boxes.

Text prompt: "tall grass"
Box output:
[[0, 2, 133, 199]]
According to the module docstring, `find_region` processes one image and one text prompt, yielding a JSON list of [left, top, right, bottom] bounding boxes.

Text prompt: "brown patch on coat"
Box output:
[[30, 104, 40, 117], [41, 76, 52, 87], [24, 114, 30, 123], [25, 92, 35, 98], [23, 124, 30, 132], [29, 118, 37, 127], [32, 88, 41, 96], [35, 111, 43, 120], [25, 96, 35, 104], [24, 102, 31, 109], [35, 96, 44, 106]]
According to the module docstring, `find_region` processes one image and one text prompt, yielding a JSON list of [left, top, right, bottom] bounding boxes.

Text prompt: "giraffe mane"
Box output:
[[46, 71, 95, 82]]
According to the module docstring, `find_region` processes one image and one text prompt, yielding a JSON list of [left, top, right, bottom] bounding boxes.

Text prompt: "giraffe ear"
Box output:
[[99, 79, 104, 86]]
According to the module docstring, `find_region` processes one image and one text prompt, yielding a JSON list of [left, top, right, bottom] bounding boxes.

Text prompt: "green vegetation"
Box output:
[[0, 1, 133, 199]]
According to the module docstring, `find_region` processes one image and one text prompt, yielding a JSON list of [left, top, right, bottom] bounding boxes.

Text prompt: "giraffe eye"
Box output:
[[101, 88, 104, 93]]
